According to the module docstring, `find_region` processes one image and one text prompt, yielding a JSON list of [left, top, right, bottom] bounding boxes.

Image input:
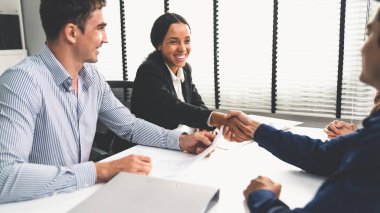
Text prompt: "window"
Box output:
[[123, 0, 163, 81], [96, 1, 123, 80], [276, 0, 340, 118], [99, 0, 377, 120], [218, 0, 273, 113], [341, 0, 378, 120], [168, 0, 215, 108]]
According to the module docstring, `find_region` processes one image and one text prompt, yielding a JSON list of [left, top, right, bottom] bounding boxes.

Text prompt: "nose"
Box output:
[[102, 30, 109, 43], [178, 42, 186, 52]]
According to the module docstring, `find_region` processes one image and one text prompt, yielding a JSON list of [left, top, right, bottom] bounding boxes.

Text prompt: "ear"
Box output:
[[64, 23, 78, 44]]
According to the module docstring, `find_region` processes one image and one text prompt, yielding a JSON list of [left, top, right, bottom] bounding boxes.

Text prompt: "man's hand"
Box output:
[[224, 111, 261, 142], [323, 120, 357, 139], [95, 154, 152, 183], [243, 176, 282, 199], [179, 130, 215, 154]]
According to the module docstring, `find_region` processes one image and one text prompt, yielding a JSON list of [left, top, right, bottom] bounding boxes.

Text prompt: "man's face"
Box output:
[[75, 8, 108, 63], [361, 8, 380, 90]]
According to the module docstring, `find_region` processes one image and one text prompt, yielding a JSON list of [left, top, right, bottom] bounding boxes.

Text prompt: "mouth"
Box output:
[[174, 54, 187, 61]]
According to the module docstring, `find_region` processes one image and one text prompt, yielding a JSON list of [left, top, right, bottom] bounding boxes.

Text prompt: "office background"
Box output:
[[3, 0, 379, 126]]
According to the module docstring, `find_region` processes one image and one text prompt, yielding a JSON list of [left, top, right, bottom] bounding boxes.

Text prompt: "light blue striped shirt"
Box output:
[[0, 45, 182, 203]]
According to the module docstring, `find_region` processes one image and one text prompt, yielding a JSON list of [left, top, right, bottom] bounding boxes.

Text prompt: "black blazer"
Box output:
[[131, 51, 213, 130]]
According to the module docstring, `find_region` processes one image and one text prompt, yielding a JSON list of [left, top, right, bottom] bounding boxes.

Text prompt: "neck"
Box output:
[[47, 41, 82, 79]]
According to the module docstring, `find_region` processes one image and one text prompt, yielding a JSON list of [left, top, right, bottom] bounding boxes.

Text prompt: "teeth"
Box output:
[[175, 55, 185, 59]]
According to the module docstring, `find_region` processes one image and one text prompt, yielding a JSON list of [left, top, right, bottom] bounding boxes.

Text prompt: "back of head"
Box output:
[[39, 0, 106, 42], [371, 92, 380, 115], [150, 12, 190, 50]]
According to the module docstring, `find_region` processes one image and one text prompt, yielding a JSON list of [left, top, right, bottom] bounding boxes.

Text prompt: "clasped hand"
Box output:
[[222, 111, 261, 142]]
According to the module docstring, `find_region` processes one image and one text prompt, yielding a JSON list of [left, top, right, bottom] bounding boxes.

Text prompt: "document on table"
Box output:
[[217, 115, 303, 150], [248, 114, 303, 130], [69, 172, 220, 213], [150, 127, 224, 177]]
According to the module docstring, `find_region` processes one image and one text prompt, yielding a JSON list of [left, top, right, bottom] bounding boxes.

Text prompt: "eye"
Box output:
[[169, 40, 178, 44]]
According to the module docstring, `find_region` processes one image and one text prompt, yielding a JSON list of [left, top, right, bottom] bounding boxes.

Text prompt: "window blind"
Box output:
[[276, 0, 341, 118], [218, 0, 274, 113], [168, 0, 216, 108], [122, 1, 163, 81], [96, 1, 123, 80], [341, 0, 378, 120]]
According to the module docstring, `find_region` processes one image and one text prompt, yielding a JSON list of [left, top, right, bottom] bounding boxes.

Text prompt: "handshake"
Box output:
[[211, 110, 262, 142]]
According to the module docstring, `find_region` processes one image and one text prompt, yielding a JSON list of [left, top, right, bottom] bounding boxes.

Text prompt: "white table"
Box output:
[[0, 126, 327, 213]]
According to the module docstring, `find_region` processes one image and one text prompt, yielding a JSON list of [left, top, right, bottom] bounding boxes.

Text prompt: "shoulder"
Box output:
[[0, 56, 44, 87], [136, 54, 168, 80]]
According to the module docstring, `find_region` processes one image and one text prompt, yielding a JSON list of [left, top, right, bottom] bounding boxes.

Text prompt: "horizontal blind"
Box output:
[[341, 0, 378, 120], [96, 1, 123, 80], [218, 0, 273, 112], [168, 0, 215, 108], [276, 0, 341, 118], [123, 1, 163, 81]]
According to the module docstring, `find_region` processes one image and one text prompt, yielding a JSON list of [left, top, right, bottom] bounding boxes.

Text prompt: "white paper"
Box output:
[[150, 128, 224, 177], [248, 114, 303, 130]]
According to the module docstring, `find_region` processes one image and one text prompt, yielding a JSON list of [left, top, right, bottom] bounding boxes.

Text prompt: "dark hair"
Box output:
[[370, 92, 380, 114], [40, 0, 106, 41], [150, 13, 190, 50]]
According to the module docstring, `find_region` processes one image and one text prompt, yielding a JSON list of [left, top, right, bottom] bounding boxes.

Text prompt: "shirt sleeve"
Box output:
[[97, 76, 182, 150], [0, 70, 97, 204]]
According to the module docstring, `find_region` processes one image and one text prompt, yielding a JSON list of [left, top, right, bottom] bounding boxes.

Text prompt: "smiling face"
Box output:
[[158, 23, 191, 73], [75, 8, 108, 63], [360, 8, 380, 91]]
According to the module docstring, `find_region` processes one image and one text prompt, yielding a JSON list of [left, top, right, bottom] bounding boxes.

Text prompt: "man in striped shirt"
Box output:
[[0, 0, 215, 203]]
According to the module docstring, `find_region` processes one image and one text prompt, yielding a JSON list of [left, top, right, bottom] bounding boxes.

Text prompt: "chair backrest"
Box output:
[[108, 81, 134, 109], [90, 80, 135, 162]]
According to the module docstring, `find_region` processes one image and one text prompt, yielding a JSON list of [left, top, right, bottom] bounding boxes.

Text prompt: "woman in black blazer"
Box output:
[[131, 13, 234, 135]]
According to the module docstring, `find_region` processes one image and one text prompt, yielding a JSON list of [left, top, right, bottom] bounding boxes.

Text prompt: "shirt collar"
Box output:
[[165, 63, 185, 83], [38, 44, 94, 91]]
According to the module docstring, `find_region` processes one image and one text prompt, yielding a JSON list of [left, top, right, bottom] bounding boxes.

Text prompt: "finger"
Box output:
[[137, 163, 152, 174], [349, 123, 357, 130], [196, 133, 212, 147], [229, 119, 249, 139], [336, 121, 347, 128], [328, 124, 339, 133], [232, 133, 246, 142], [196, 146, 208, 154], [136, 155, 152, 163]]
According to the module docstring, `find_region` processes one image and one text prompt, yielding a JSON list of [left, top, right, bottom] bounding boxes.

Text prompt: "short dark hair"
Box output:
[[40, 0, 106, 41], [150, 13, 190, 50]]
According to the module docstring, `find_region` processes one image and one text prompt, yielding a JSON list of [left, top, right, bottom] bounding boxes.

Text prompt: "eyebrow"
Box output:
[[97, 22, 107, 28]]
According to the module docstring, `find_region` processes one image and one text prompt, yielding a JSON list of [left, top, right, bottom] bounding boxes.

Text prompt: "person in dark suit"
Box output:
[[223, 4, 380, 211], [131, 13, 248, 141]]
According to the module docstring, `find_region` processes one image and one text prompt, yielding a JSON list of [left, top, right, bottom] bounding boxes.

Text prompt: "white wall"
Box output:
[[20, 0, 44, 56]]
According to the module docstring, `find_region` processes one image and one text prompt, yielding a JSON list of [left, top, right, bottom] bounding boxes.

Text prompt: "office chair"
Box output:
[[90, 80, 136, 162]]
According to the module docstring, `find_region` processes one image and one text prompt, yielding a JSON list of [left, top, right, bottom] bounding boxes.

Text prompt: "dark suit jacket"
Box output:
[[131, 51, 213, 130], [247, 111, 380, 212]]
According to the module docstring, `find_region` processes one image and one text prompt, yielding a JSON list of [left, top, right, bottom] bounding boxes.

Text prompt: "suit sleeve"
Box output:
[[254, 124, 352, 176]]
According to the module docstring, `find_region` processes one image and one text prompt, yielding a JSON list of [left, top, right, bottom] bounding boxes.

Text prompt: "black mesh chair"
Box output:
[[90, 80, 136, 162]]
